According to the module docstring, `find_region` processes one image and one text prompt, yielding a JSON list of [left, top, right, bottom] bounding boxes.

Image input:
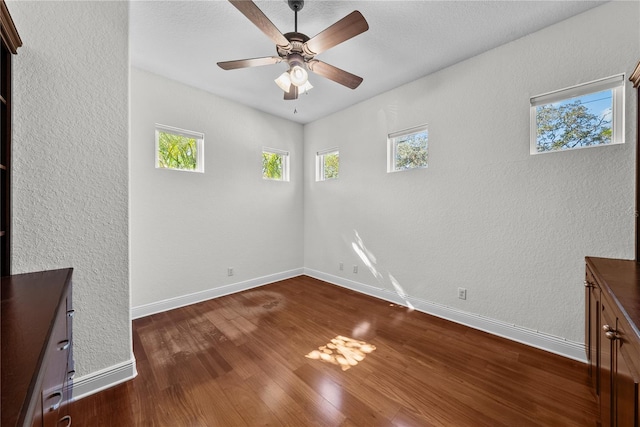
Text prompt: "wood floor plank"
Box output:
[[294, 363, 397, 426], [70, 276, 599, 426]]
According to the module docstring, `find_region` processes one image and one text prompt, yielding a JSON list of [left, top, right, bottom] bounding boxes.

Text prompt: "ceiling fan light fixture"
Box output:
[[275, 72, 292, 92], [289, 65, 308, 87], [299, 80, 313, 94]]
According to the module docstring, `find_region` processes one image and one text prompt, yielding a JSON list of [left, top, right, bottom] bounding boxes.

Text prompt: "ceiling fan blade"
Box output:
[[284, 85, 298, 100], [307, 60, 363, 89], [229, 0, 291, 49], [217, 56, 282, 70], [304, 11, 368, 55]]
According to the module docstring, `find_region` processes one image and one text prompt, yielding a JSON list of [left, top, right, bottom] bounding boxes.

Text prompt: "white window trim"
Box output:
[[387, 124, 428, 173], [262, 147, 290, 182], [529, 74, 625, 155], [316, 147, 339, 182], [155, 123, 205, 172]]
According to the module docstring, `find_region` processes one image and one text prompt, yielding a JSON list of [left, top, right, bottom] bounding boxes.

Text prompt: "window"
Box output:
[[387, 125, 428, 173], [155, 124, 204, 172], [316, 148, 339, 181], [530, 74, 624, 154], [262, 148, 290, 181]]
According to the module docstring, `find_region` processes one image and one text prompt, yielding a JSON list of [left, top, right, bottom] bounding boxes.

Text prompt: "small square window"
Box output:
[[155, 124, 204, 172], [387, 125, 428, 173], [316, 148, 339, 181], [262, 148, 290, 181], [530, 74, 624, 154]]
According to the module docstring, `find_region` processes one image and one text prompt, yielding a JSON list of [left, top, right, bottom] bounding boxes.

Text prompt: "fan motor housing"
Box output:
[[278, 32, 315, 62]]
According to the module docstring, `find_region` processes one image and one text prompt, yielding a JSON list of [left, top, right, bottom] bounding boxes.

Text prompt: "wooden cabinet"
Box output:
[[586, 257, 640, 426], [1, 268, 74, 427], [0, 0, 22, 276]]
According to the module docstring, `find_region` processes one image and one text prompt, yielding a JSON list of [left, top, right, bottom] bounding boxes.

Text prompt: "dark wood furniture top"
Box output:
[[586, 257, 640, 340], [1, 268, 73, 426]]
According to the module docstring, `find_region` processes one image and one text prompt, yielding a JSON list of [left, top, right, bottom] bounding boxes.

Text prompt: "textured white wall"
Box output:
[[130, 69, 304, 307], [304, 1, 639, 343], [8, 1, 131, 376]]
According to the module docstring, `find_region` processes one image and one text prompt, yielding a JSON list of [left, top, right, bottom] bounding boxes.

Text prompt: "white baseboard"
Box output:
[[131, 268, 305, 319], [304, 268, 586, 363], [70, 357, 137, 402]]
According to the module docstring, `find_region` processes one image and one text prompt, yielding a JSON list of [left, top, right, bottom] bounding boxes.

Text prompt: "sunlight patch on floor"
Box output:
[[305, 335, 376, 371]]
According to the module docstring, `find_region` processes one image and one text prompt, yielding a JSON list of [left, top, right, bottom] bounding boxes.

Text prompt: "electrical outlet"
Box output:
[[353, 265, 358, 274], [228, 267, 234, 276], [339, 262, 344, 271], [458, 287, 467, 300]]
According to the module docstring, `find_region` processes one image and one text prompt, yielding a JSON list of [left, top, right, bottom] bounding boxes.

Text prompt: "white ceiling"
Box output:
[[130, 0, 606, 124]]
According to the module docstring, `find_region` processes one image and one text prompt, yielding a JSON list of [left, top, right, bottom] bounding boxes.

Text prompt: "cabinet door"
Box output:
[[614, 322, 639, 426], [586, 268, 601, 392], [601, 302, 615, 427]]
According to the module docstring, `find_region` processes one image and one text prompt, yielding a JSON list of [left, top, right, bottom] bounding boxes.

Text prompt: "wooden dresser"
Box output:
[[1, 268, 74, 427], [586, 257, 640, 426], [584, 60, 640, 427]]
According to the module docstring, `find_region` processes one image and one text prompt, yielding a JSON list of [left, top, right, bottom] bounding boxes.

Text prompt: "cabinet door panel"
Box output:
[[586, 268, 601, 393], [615, 321, 639, 426], [601, 302, 615, 427]]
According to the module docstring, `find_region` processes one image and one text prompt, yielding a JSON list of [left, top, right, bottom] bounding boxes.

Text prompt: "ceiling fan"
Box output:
[[217, 0, 369, 100]]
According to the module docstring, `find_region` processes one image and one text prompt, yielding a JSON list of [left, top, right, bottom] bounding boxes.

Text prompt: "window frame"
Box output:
[[262, 147, 290, 182], [529, 74, 625, 155], [316, 148, 339, 182], [155, 123, 204, 173], [387, 124, 429, 173]]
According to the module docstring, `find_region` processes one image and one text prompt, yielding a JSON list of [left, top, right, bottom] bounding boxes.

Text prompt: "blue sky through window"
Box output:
[[535, 89, 613, 152], [553, 89, 613, 122]]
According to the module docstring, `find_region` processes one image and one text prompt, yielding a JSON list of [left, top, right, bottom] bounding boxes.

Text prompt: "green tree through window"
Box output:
[[536, 93, 612, 152], [530, 75, 624, 154], [157, 131, 198, 170], [263, 150, 289, 180], [323, 152, 339, 180], [262, 152, 282, 179], [394, 131, 428, 171]]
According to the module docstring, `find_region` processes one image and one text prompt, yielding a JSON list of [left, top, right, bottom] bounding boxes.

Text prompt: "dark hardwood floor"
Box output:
[[70, 276, 599, 426]]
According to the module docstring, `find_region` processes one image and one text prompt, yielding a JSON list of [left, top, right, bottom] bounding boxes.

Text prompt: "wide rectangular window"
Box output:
[[155, 124, 204, 172], [316, 148, 339, 181], [262, 148, 290, 181], [530, 74, 624, 154], [387, 125, 428, 173]]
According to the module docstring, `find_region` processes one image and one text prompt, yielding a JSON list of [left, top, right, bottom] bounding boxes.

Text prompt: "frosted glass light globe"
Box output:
[[289, 65, 308, 87]]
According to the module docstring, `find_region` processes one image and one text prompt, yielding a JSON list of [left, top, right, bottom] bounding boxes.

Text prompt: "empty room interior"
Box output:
[[2, 0, 640, 426]]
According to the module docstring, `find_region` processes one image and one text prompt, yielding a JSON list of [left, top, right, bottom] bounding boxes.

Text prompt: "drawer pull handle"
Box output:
[[58, 415, 72, 426], [67, 370, 76, 380], [58, 340, 70, 351], [67, 309, 75, 318], [48, 391, 64, 411], [606, 331, 618, 340], [602, 324, 615, 333]]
